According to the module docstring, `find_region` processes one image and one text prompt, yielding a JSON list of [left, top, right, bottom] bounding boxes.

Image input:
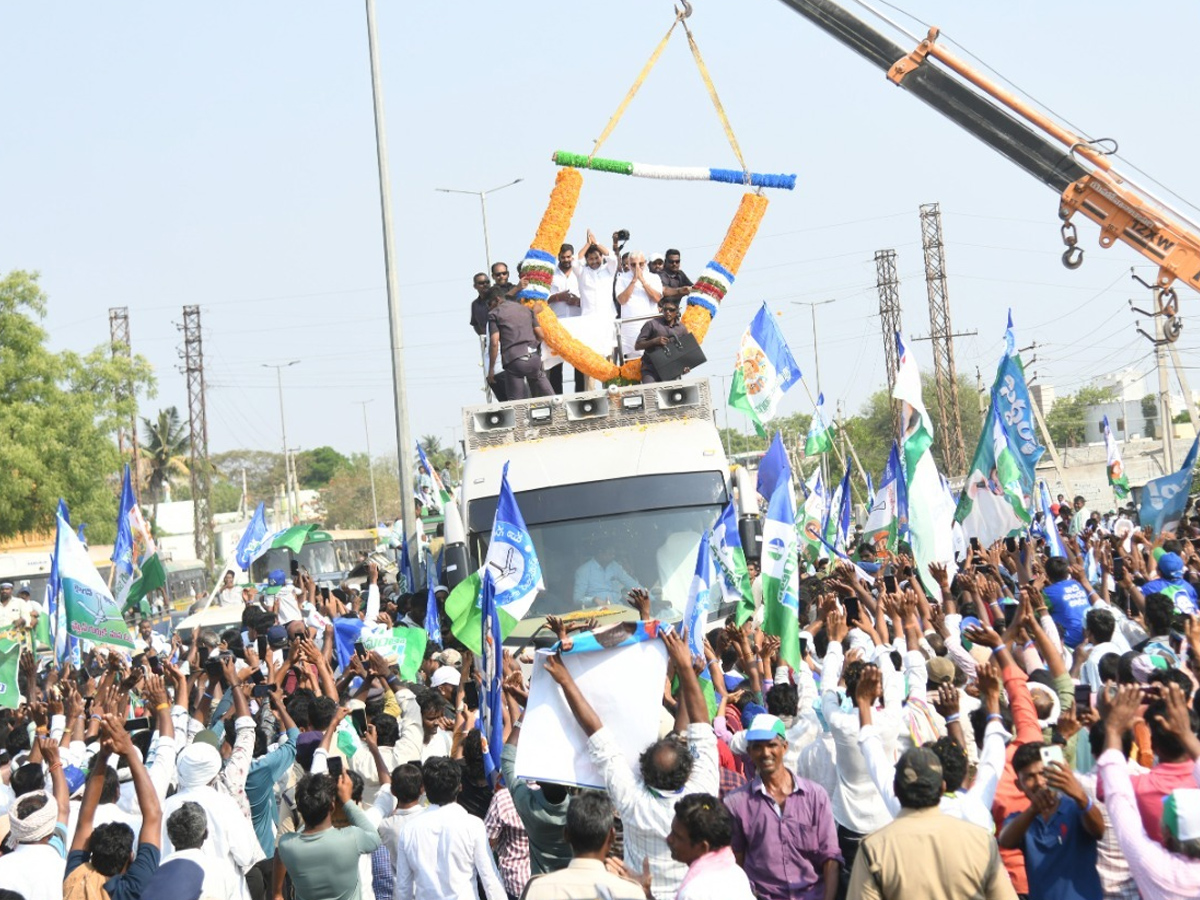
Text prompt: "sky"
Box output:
[[4, 0, 1200, 466]]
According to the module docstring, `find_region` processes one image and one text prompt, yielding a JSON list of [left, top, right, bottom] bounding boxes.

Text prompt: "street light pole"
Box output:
[[435, 178, 524, 274], [364, 0, 418, 559], [792, 299, 837, 399], [358, 400, 379, 528], [262, 360, 300, 523]]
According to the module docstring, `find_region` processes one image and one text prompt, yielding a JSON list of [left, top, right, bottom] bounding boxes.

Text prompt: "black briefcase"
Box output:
[[645, 330, 706, 380]]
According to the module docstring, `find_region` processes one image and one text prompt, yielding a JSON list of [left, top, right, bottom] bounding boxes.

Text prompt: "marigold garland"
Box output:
[[517, 165, 769, 383]]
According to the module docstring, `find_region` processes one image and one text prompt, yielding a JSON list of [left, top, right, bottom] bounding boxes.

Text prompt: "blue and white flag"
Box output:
[[415, 442, 452, 514], [1140, 433, 1200, 537], [484, 462, 544, 630], [235, 502, 268, 571], [729, 303, 802, 437], [684, 532, 716, 659], [46, 500, 72, 664], [478, 570, 505, 783], [865, 472, 876, 511], [1039, 482, 1067, 558], [397, 533, 415, 594], [864, 443, 903, 553], [710, 502, 753, 625], [833, 461, 852, 554], [424, 579, 442, 647], [756, 431, 792, 502], [57, 511, 133, 649]]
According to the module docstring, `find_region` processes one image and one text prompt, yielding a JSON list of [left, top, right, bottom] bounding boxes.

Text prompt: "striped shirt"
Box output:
[[484, 787, 531, 897]]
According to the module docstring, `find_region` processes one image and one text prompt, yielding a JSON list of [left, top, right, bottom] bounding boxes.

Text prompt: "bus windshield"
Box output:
[[467, 472, 727, 621]]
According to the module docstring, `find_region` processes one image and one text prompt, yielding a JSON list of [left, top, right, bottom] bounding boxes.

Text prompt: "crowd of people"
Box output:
[[468, 235, 695, 400], [3, 494, 1200, 900]]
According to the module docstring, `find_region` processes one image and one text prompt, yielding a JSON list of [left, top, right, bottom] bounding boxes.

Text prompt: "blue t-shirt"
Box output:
[[1140, 576, 1199, 614], [1003, 795, 1100, 900], [1043, 579, 1091, 647]]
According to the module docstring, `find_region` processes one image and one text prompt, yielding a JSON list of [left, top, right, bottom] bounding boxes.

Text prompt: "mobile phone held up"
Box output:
[[327, 756, 344, 778], [351, 708, 368, 737], [124, 716, 151, 732], [354, 641, 368, 660], [252, 683, 277, 699]]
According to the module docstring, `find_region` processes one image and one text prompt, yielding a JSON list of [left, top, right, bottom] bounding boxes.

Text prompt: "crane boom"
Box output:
[[778, 0, 1200, 301]]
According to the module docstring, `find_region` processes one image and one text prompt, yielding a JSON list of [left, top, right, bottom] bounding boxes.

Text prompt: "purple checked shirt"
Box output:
[[724, 774, 843, 900]]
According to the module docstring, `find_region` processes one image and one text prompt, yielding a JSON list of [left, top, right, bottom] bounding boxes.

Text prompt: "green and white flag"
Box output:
[[56, 511, 134, 649], [112, 465, 167, 612], [728, 304, 801, 437], [1104, 415, 1131, 499], [0, 639, 20, 710], [710, 501, 754, 626], [956, 403, 1033, 547], [244, 524, 316, 566], [804, 393, 835, 456], [798, 469, 827, 563], [359, 626, 428, 682], [761, 480, 802, 670], [893, 335, 956, 601]]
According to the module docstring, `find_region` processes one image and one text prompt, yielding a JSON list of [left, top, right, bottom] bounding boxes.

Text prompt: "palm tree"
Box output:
[[141, 407, 190, 530]]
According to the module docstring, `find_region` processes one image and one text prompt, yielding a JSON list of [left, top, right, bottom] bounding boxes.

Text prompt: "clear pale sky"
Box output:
[[3, 0, 1198, 465]]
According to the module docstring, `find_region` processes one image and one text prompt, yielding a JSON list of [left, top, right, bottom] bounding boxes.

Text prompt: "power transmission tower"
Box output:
[[917, 202, 971, 474], [108, 307, 141, 491], [874, 249, 903, 392], [180, 306, 214, 574]]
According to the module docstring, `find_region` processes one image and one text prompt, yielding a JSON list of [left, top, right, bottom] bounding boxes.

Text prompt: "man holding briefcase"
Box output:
[[635, 297, 704, 383]]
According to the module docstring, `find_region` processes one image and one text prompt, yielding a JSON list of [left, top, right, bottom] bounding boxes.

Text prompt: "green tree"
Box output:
[[210, 449, 286, 504], [141, 407, 190, 529], [1043, 384, 1119, 448], [1142, 394, 1159, 440], [296, 446, 350, 488], [0, 270, 156, 542], [319, 454, 404, 529]]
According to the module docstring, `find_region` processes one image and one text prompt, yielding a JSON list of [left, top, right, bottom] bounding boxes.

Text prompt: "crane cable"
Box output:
[[587, 2, 752, 186]]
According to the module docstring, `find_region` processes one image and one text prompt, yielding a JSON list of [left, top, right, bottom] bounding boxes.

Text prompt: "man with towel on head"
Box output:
[[0, 737, 71, 900], [160, 734, 265, 900]]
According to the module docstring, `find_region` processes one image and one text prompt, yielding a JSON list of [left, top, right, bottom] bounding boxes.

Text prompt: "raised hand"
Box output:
[[626, 589, 652, 621], [932, 683, 959, 718]]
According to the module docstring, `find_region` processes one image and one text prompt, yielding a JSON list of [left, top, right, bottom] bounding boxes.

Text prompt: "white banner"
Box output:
[[515, 639, 667, 789]]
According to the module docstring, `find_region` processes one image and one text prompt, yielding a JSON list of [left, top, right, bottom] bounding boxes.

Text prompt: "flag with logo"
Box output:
[[57, 511, 133, 649], [804, 393, 835, 457], [416, 441, 454, 513], [761, 481, 801, 669], [798, 468, 827, 563], [729, 303, 801, 437], [479, 570, 505, 782], [46, 499, 72, 664], [955, 403, 1033, 547], [424, 580, 443, 647], [112, 465, 168, 613], [894, 334, 956, 600], [0, 639, 20, 710], [1139, 434, 1200, 537], [1039, 482, 1068, 557], [684, 533, 716, 658], [710, 502, 754, 626], [447, 462, 544, 654], [243, 523, 315, 566], [235, 502, 268, 571], [1103, 415, 1131, 499], [863, 443, 903, 554]]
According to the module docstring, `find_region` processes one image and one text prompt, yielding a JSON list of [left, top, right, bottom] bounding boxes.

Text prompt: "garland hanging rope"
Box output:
[[515, 3, 787, 383]]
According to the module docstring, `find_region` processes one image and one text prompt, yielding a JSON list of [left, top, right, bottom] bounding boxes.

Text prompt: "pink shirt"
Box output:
[[1131, 760, 1197, 845]]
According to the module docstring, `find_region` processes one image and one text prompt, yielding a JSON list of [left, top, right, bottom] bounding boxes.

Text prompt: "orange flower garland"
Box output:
[[516, 166, 769, 384]]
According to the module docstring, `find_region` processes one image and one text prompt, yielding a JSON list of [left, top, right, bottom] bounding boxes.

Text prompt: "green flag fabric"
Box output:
[[359, 626, 428, 682], [0, 639, 20, 710], [446, 571, 484, 656]]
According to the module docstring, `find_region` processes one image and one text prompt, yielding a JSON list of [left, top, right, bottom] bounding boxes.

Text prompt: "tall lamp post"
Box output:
[[364, 0, 418, 562], [791, 298, 838, 400], [262, 360, 300, 523], [435, 178, 524, 273]]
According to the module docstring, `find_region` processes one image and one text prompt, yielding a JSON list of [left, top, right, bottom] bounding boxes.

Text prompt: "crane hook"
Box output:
[[676, 0, 693, 19], [1062, 246, 1084, 269]]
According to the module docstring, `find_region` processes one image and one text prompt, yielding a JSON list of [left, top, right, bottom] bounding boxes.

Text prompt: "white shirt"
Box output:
[[421, 729, 454, 763], [215, 586, 242, 608], [0, 597, 35, 630], [274, 586, 301, 624], [394, 802, 506, 900], [0, 837, 67, 900], [549, 265, 581, 320], [587, 723, 719, 900], [616, 270, 664, 357], [377, 803, 426, 874], [134, 630, 171, 657], [573, 257, 618, 320], [821, 642, 918, 835], [573, 559, 639, 605], [675, 852, 756, 900], [161, 783, 264, 898]]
